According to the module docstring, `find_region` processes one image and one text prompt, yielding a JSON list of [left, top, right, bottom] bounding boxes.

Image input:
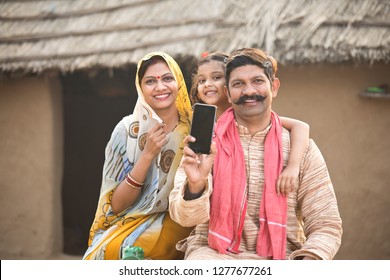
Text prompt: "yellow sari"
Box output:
[[83, 52, 193, 260]]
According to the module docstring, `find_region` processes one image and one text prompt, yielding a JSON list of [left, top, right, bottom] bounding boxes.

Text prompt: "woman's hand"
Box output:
[[143, 123, 167, 158], [181, 136, 216, 194]]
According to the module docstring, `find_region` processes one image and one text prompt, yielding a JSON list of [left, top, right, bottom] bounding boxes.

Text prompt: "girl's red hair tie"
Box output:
[[201, 51, 209, 58]]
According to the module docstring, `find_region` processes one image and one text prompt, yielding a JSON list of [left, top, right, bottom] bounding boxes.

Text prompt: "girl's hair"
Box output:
[[138, 55, 167, 85], [189, 52, 229, 105]]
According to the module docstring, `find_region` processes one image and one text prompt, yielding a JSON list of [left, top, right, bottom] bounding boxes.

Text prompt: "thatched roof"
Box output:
[[0, 0, 389, 74]]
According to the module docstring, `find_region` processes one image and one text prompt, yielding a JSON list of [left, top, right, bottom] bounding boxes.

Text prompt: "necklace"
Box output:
[[163, 114, 180, 133]]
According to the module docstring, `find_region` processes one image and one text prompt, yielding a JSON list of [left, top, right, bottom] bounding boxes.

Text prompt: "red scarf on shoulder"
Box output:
[[209, 108, 287, 259]]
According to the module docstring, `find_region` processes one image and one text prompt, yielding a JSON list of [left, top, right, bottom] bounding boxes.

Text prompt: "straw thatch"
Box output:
[[0, 0, 389, 74]]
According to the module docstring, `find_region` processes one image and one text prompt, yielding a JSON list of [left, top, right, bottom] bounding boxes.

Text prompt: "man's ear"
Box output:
[[272, 78, 280, 98], [224, 86, 232, 104]]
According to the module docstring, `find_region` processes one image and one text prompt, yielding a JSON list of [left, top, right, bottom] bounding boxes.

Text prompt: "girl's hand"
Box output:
[[276, 164, 299, 196]]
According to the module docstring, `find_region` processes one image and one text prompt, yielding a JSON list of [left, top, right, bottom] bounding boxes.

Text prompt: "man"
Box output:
[[169, 48, 342, 260]]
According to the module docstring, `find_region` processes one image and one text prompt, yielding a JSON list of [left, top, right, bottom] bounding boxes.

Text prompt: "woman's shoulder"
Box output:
[[113, 114, 135, 131], [109, 114, 136, 141]]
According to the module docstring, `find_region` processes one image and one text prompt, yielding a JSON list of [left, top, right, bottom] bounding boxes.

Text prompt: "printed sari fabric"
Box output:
[[83, 52, 193, 260]]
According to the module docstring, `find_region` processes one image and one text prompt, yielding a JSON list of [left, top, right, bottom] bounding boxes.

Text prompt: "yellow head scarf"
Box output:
[[134, 51, 192, 128]]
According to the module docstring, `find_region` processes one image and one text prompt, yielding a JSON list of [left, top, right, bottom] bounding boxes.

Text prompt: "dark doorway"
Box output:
[[61, 65, 138, 255], [60, 56, 196, 255]]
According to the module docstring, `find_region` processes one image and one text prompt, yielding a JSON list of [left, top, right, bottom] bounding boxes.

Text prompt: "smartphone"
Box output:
[[188, 103, 217, 154]]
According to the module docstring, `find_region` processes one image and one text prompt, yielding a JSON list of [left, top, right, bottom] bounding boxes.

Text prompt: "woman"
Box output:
[[83, 52, 193, 260], [189, 52, 310, 195]]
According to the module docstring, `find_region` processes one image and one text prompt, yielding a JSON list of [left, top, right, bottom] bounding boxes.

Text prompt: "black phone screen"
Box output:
[[188, 103, 216, 154]]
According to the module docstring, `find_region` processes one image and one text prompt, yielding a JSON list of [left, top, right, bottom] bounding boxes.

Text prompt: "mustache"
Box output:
[[233, 94, 267, 105]]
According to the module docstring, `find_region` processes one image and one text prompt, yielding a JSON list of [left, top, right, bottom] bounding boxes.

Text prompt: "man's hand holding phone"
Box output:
[[182, 103, 217, 196], [182, 135, 216, 195]]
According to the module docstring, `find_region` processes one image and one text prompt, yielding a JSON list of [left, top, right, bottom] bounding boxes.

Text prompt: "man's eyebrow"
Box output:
[[252, 74, 268, 79]]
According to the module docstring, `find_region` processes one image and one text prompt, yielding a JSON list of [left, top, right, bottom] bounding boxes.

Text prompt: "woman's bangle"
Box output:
[[125, 174, 144, 189], [127, 174, 144, 186], [125, 181, 142, 190]]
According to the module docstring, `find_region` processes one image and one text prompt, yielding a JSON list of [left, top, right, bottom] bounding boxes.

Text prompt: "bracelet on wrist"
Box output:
[[125, 174, 144, 190]]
